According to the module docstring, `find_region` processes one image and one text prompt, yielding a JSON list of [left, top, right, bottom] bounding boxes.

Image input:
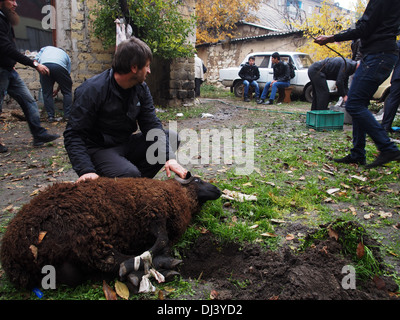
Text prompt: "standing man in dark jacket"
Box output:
[[239, 56, 260, 102], [315, 0, 400, 168], [64, 37, 187, 182], [257, 52, 290, 105], [0, 0, 59, 151], [308, 57, 358, 110], [381, 40, 400, 133]]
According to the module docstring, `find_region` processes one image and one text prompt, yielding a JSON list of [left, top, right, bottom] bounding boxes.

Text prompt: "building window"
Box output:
[[14, 0, 54, 52]]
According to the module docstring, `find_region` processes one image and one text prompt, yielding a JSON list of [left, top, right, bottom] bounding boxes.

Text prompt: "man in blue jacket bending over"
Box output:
[[64, 37, 187, 182]]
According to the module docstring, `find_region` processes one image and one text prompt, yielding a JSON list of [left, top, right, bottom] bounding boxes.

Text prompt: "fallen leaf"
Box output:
[[373, 275, 386, 290], [103, 280, 117, 300], [29, 245, 38, 261], [270, 219, 285, 224], [210, 290, 219, 300], [322, 169, 334, 176], [328, 227, 339, 241], [285, 234, 295, 241], [377, 211, 392, 219], [115, 280, 130, 300], [3, 204, 13, 212], [351, 175, 367, 182], [260, 232, 277, 237], [38, 231, 47, 244], [356, 242, 365, 259], [327, 188, 340, 195], [349, 206, 357, 215], [363, 213, 374, 220]]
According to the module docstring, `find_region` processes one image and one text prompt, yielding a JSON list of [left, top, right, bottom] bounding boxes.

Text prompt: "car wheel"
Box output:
[[304, 85, 313, 103], [233, 81, 244, 97]]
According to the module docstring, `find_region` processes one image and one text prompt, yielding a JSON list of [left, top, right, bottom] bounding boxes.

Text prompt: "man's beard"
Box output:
[[1, 7, 20, 26]]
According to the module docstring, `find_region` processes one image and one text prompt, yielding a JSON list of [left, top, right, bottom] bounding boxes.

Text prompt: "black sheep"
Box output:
[[0, 173, 221, 290]]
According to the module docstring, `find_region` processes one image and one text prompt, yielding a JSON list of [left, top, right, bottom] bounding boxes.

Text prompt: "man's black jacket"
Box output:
[[0, 10, 35, 70], [333, 0, 400, 55], [239, 63, 260, 82], [273, 61, 290, 82], [64, 69, 173, 177], [311, 57, 358, 97]]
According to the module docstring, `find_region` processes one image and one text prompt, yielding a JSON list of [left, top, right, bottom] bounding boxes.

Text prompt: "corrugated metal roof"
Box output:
[[231, 30, 303, 42]]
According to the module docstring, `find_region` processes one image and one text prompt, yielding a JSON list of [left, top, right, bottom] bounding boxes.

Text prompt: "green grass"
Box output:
[[1, 90, 399, 300]]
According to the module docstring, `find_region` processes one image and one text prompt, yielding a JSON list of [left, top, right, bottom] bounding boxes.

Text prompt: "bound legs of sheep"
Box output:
[[118, 217, 182, 292]]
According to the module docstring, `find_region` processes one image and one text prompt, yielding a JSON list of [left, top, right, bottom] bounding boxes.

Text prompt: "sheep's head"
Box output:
[[175, 172, 221, 204]]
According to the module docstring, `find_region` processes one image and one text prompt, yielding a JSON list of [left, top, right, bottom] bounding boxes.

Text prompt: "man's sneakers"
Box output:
[[334, 154, 366, 165], [33, 133, 60, 147], [365, 150, 400, 169], [0, 143, 8, 153], [334, 150, 400, 168]]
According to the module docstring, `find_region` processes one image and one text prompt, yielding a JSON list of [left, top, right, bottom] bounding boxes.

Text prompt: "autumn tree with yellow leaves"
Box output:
[[295, 0, 366, 61], [196, 0, 262, 45]]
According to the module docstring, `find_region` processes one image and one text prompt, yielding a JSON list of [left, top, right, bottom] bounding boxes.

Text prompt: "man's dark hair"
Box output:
[[272, 52, 280, 60], [248, 56, 256, 61], [112, 37, 153, 74]]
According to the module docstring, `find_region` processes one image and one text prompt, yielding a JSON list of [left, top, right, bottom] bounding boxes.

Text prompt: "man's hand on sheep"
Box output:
[[76, 172, 100, 183], [165, 159, 187, 178]]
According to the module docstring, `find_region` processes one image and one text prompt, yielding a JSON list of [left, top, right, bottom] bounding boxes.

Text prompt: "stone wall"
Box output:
[[196, 33, 305, 87], [15, 0, 196, 108]]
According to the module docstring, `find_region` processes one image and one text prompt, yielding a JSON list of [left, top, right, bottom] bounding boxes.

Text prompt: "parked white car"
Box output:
[[218, 51, 337, 102]]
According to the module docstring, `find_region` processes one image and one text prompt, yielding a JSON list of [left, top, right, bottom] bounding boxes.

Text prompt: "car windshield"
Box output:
[[293, 54, 313, 69]]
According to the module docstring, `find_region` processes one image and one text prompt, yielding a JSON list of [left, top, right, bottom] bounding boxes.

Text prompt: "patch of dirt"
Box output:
[[179, 233, 398, 300]]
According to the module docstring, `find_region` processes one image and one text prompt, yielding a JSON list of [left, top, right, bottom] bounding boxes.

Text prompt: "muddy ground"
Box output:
[[0, 98, 399, 300]]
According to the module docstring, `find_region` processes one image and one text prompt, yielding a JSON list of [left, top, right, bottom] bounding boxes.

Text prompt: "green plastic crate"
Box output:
[[306, 110, 344, 131]]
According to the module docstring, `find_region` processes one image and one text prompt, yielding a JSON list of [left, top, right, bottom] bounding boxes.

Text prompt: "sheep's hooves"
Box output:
[[119, 258, 144, 278], [159, 270, 180, 282], [127, 273, 141, 294], [153, 255, 183, 270]]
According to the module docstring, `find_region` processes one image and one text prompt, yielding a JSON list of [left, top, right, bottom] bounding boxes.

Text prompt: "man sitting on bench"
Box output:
[[257, 52, 290, 105]]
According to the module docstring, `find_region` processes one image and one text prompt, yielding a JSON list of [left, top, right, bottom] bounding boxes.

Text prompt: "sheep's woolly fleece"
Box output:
[[1, 177, 202, 288]]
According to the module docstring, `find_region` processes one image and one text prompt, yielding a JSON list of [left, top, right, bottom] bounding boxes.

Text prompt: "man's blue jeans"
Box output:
[[381, 56, 400, 131], [40, 63, 72, 119], [260, 81, 290, 100], [243, 80, 260, 98], [346, 53, 399, 159], [0, 68, 46, 138]]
